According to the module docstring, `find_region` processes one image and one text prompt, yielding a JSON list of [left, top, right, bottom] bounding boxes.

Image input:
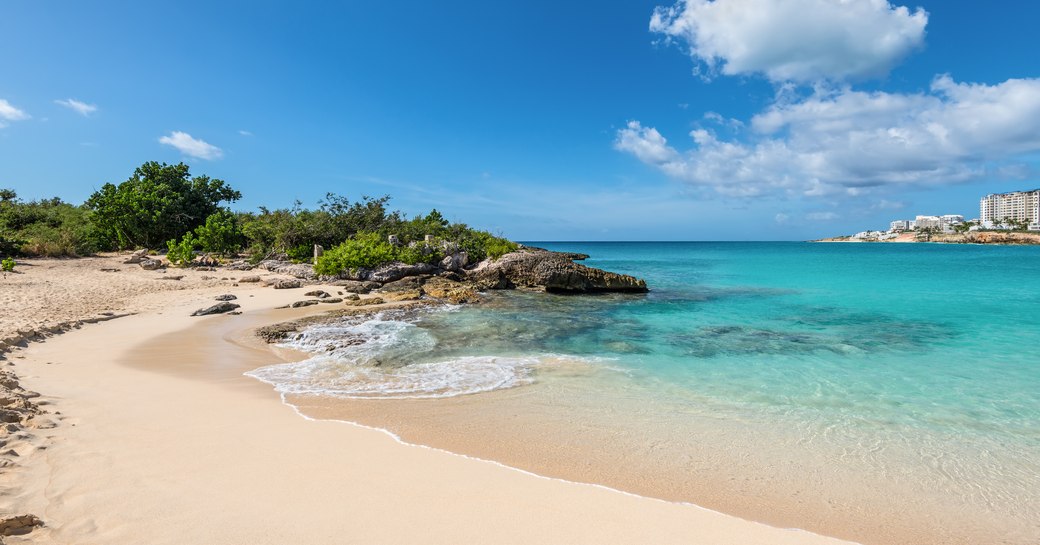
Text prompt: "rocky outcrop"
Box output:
[[422, 277, 481, 304], [466, 249, 647, 293], [271, 279, 302, 290], [258, 260, 317, 280], [329, 280, 382, 293], [366, 262, 436, 283]]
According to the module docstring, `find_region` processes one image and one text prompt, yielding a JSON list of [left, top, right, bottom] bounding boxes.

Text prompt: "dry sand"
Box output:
[[0, 254, 857, 544]]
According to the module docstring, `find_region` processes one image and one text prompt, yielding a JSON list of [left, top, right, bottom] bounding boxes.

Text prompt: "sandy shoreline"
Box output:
[[0, 255, 856, 545]]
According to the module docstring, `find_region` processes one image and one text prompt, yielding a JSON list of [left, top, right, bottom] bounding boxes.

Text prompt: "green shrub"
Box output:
[[195, 209, 243, 255], [166, 232, 198, 267], [0, 190, 97, 257], [1, 257, 15, 272], [314, 232, 399, 275]]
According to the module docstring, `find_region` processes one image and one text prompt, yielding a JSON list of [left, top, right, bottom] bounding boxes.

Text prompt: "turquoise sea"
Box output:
[[249, 242, 1040, 544]]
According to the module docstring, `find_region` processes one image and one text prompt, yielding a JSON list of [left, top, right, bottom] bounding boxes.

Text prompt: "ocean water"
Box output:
[[247, 242, 1040, 543]]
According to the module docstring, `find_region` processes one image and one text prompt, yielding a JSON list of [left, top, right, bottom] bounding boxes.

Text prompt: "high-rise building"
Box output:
[[980, 190, 1040, 226]]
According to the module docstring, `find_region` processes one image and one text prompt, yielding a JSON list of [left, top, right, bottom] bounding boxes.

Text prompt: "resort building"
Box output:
[[979, 190, 1040, 227], [889, 220, 910, 232], [914, 215, 941, 230]]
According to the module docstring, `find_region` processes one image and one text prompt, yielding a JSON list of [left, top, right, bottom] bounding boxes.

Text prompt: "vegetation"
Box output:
[[0, 190, 96, 257], [1, 257, 15, 272], [86, 161, 241, 250], [2, 161, 519, 272]]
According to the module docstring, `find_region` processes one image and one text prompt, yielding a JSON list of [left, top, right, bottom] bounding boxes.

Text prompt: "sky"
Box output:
[[2, 0, 1040, 241]]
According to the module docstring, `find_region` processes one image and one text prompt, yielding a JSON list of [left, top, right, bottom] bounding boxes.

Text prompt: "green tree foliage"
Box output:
[[0, 189, 96, 257], [314, 232, 400, 275], [86, 162, 241, 250], [165, 232, 198, 266]]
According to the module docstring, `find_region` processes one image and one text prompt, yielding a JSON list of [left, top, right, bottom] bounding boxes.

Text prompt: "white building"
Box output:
[[980, 190, 1040, 226], [889, 220, 910, 232], [915, 215, 941, 230]]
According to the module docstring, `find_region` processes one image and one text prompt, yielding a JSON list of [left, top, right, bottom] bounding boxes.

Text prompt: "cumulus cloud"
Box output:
[[0, 98, 30, 127], [158, 131, 224, 160], [616, 76, 1040, 197], [54, 98, 98, 116], [650, 0, 927, 83]]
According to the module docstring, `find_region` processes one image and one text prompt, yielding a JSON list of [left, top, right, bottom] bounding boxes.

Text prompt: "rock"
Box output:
[[0, 513, 43, 536], [439, 251, 469, 272], [99, 267, 120, 272], [329, 280, 382, 293], [343, 297, 384, 307], [214, 294, 238, 301], [344, 293, 360, 301], [239, 275, 262, 283], [366, 262, 435, 283], [423, 277, 480, 304], [123, 249, 148, 264], [381, 290, 422, 302], [191, 302, 241, 316], [290, 300, 319, 308], [226, 260, 254, 271], [379, 276, 426, 292], [272, 279, 302, 289], [258, 260, 317, 280], [304, 290, 330, 298], [139, 258, 163, 270], [466, 249, 648, 293], [194, 266, 217, 272], [319, 298, 343, 303], [158, 275, 184, 281]]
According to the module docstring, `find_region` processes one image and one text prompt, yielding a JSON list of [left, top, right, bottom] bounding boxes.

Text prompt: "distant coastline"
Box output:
[[815, 231, 1040, 245]]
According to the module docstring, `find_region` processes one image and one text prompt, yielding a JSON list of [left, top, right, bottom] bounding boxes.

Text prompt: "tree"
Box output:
[[86, 162, 241, 249]]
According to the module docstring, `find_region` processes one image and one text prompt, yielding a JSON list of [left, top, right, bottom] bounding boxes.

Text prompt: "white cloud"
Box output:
[[238, 130, 253, 136], [54, 98, 98, 116], [158, 131, 224, 160], [0, 98, 30, 127], [774, 212, 790, 224], [616, 76, 1040, 198], [650, 0, 927, 83], [806, 211, 839, 221]]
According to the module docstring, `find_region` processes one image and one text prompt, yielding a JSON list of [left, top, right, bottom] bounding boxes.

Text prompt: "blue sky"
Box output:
[[2, 0, 1039, 240]]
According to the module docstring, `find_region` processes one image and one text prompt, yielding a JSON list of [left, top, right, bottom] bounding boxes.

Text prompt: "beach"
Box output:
[[0, 254, 857, 545]]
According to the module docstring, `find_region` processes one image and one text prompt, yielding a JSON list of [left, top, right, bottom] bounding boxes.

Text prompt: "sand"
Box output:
[[0, 254, 857, 544]]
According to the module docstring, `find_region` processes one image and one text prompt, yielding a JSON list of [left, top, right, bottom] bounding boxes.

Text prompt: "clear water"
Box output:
[[248, 242, 1040, 542]]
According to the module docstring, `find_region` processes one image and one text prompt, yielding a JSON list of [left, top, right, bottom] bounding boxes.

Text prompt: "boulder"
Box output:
[[366, 262, 435, 283], [257, 260, 317, 280], [290, 300, 319, 308], [226, 260, 254, 271], [239, 275, 262, 283], [214, 294, 238, 301], [0, 514, 43, 536], [319, 298, 343, 304], [304, 290, 330, 298], [191, 302, 241, 316], [439, 251, 469, 272], [466, 249, 647, 293], [381, 290, 422, 302], [139, 258, 163, 270], [272, 279, 302, 290], [328, 279, 381, 293], [379, 276, 426, 292]]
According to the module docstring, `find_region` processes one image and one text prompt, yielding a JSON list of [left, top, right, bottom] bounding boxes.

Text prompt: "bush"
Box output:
[[0, 190, 97, 257], [314, 232, 399, 275], [1, 257, 15, 272], [166, 232, 198, 267], [195, 209, 243, 255]]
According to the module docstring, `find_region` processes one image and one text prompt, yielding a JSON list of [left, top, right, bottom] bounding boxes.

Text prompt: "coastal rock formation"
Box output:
[[239, 276, 262, 283], [344, 297, 384, 307], [290, 300, 320, 308], [272, 279, 302, 290], [0, 514, 43, 537], [439, 251, 469, 272], [190, 302, 241, 316], [329, 280, 381, 293], [467, 249, 648, 293], [214, 294, 238, 301], [422, 277, 480, 304], [304, 290, 330, 298], [367, 262, 436, 283], [257, 260, 317, 280]]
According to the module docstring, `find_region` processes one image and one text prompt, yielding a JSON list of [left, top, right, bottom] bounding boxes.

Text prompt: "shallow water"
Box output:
[[248, 242, 1040, 544]]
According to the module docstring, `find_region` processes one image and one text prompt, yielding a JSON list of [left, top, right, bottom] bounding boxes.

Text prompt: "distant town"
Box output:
[[846, 189, 1040, 241]]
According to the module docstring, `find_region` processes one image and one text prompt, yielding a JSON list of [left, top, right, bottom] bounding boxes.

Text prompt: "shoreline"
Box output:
[[1, 254, 856, 545]]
